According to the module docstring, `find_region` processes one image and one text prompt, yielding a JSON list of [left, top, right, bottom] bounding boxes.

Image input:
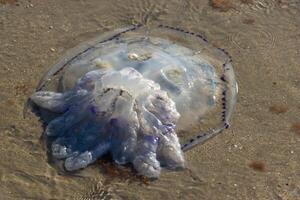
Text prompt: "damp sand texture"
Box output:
[[0, 0, 299, 200]]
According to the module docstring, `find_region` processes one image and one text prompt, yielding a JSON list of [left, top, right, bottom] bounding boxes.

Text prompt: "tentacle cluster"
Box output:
[[31, 67, 184, 178]]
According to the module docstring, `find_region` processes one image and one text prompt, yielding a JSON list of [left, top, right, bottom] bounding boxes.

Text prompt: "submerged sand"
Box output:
[[0, 0, 299, 199]]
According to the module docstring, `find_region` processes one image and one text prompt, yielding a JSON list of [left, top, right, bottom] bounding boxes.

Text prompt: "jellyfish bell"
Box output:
[[29, 24, 238, 178]]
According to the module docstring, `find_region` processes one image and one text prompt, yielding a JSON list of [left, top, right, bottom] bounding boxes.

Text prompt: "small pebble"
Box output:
[[243, 18, 255, 25], [25, 3, 34, 8], [49, 26, 54, 29], [248, 160, 266, 172], [269, 104, 288, 114], [210, 0, 233, 12], [50, 48, 56, 52], [291, 122, 300, 136]]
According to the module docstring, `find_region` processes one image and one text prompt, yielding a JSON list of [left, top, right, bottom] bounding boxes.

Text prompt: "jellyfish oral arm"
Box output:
[[30, 68, 185, 178], [30, 91, 69, 113]]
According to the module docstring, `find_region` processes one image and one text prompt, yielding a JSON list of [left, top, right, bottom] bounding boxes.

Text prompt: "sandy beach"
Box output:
[[0, 0, 299, 199]]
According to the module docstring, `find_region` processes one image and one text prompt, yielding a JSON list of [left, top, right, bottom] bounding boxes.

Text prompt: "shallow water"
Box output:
[[0, 0, 299, 199]]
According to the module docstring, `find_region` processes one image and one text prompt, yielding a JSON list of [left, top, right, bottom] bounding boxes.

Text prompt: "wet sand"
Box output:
[[0, 0, 299, 199]]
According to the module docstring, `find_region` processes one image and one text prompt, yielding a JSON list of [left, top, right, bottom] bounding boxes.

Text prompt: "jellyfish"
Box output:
[[29, 24, 238, 178]]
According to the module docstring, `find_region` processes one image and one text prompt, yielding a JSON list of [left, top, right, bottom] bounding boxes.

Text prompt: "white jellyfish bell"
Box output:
[[28, 24, 238, 178]]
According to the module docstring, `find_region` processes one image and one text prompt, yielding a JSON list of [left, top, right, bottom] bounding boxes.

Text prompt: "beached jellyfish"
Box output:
[[29, 24, 238, 178]]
